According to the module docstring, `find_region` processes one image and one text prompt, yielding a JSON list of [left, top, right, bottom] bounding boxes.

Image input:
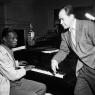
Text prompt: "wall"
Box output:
[[0, 2, 6, 39], [0, 0, 95, 37], [4, 0, 49, 36]]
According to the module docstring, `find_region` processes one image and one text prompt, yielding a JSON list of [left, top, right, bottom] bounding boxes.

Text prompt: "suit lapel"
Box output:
[[68, 19, 82, 51], [64, 31, 73, 48], [1, 45, 14, 61], [64, 20, 82, 51], [6, 51, 14, 61]]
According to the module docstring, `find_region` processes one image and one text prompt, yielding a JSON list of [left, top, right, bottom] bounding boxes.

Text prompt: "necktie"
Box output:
[[2, 44, 16, 68], [70, 28, 76, 46]]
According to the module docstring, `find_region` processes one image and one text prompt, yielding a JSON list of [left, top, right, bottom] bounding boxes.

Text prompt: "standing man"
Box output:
[[0, 27, 46, 95], [51, 5, 95, 95]]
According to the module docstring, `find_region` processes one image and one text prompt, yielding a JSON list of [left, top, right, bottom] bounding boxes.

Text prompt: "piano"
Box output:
[[13, 30, 76, 80], [31, 68, 65, 79], [13, 31, 77, 95]]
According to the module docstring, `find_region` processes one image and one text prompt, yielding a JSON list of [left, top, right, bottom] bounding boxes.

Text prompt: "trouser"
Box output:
[[10, 78, 46, 95], [74, 64, 95, 95]]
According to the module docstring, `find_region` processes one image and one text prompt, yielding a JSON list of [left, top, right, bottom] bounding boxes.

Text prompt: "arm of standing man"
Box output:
[[51, 33, 70, 74]]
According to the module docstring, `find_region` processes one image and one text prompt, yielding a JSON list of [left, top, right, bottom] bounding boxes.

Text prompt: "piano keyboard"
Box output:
[[42, 49, 59, 54], [12, 46, 26, 51], [31, 68, 64, 79]]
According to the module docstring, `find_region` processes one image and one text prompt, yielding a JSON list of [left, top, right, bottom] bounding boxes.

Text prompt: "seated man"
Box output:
[[0, 27, 46, 95]]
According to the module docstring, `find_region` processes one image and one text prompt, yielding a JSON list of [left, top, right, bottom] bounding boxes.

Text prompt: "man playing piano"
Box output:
[[0, 27, 46, 95]]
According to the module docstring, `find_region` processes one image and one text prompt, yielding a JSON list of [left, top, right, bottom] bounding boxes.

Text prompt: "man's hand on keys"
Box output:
[[24, 65, 35, 71]]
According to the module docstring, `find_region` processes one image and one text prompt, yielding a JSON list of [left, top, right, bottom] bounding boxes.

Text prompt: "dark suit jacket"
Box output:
[[53, 19, 95, 75]]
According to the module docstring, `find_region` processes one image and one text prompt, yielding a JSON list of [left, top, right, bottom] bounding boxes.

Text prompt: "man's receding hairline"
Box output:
[[59, 8, 66, 18]]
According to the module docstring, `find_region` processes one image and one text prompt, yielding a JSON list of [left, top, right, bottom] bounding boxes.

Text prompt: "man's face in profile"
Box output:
[[59, 9, 73, 29], [4, 32, 17, 48]]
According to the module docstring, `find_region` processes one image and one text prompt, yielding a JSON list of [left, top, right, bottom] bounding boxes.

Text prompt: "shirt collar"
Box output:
[[69, 19, 76, 31]]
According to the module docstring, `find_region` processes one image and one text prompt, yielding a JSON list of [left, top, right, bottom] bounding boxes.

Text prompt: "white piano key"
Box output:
[[12, 46, 26, 51], [42, 49, 59, 53], [31, 68, 64, 78]]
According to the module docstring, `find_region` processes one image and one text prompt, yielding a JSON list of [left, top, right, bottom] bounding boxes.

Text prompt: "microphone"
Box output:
[[29, 24, 35, 39]]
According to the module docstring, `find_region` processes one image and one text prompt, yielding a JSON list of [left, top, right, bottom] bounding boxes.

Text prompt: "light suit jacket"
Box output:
[[53, 19, 95, 76], [0, 45, 26, 95]]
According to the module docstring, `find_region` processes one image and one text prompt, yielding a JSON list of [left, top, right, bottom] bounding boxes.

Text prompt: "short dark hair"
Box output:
[[61, 5, 74, 16], [1, 27, 15, 39]]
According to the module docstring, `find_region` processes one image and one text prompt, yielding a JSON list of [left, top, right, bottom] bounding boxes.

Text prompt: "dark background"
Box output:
[[0, 0, 95, 94], [0, 0, 95, 38]]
